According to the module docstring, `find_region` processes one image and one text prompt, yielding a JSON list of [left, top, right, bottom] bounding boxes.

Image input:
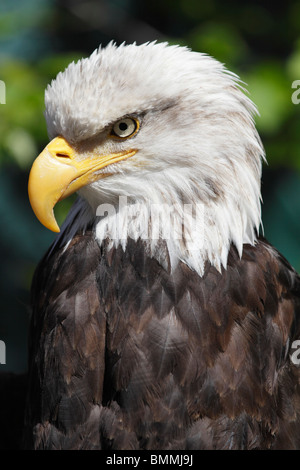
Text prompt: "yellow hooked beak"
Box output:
[[28, 136, 136, 232]]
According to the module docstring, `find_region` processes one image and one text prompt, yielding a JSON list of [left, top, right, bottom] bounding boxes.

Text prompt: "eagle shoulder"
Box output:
[[24, 229, 106, 449]]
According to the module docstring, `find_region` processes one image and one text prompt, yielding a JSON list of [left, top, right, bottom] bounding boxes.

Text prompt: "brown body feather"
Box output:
[[23, 232, 300, 449]]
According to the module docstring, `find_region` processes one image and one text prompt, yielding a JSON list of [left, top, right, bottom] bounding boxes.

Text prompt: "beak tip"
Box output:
[[44, 218, 61, 233]]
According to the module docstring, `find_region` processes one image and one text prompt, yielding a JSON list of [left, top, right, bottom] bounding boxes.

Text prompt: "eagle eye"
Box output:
[[110, 117, 139, 139]]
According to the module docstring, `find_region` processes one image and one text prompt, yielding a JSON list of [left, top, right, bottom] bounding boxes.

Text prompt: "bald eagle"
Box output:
[[24, 42, 300, 450]]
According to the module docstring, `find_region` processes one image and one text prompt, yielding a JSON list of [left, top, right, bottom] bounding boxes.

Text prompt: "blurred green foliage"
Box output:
[[0, 0, 300, 372]]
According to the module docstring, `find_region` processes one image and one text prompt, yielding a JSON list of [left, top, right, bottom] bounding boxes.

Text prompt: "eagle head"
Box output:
[[28, 42, 265, 274]]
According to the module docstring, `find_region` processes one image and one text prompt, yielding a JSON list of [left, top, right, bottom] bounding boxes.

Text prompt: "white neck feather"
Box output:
[[92, 188, 260, 276], [56, 154, 262, 277]]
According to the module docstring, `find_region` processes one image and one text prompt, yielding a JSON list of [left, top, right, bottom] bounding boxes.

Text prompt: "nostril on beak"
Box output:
[[56, 152, 71, 158]]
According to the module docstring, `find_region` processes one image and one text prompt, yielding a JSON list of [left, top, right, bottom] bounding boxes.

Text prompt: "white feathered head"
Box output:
[[28, 42, 265, 274]]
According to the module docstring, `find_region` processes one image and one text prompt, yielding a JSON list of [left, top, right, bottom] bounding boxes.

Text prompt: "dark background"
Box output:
[[0, 0, 300, 373]]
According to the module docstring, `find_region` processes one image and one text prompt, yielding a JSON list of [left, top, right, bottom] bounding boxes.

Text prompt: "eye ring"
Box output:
[[110, 117, 139, 139]]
